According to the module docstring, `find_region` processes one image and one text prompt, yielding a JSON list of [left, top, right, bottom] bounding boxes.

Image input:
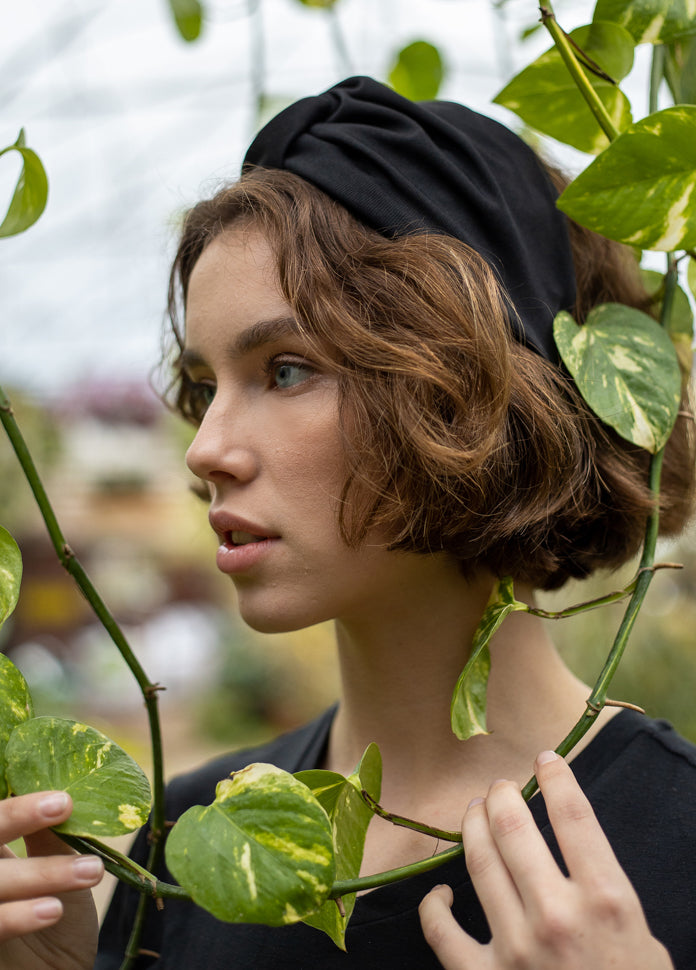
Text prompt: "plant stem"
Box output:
[[330, 843, 464, 898], [0, 386, 168, 960], [360, 790, 461, 843], [649, 44, 666, 113], [539, 3, 620, 142]]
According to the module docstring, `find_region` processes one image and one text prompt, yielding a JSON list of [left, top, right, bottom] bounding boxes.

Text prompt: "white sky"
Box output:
[[0, 0, 630, 399]]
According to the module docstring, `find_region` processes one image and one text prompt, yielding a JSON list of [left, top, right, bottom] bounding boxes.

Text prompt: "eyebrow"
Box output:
[[180, 316, 303, 371]]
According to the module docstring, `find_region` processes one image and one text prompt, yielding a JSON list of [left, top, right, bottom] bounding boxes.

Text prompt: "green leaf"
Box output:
[[167, 0, 203, 42], [641, 268, 694, 377], [388, 41, 445, 102], [494, 22, 634, 154], [166, 763, 335, 925], [688, 256, 696, 300], [0, 526, 22, 628], [554, 304, 681, 452], [0, 655, 33, 800], [0, 130, 48, 238], [557, 106, 696, 251], [297, 744, 382, 948], [294, 0, 339, 7], [451, 578, 528, 740], [665, 35, 696, 103], [593, 0, 696, 44], [5, 717, 151, 836]]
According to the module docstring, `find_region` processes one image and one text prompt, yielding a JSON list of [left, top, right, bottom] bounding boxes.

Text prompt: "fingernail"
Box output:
[[536, 750, 559, 766], [73, 856, 103, 881], [39, 792, 69, 818], [467, 796, 485, 810], [34, 898, 62, 921]]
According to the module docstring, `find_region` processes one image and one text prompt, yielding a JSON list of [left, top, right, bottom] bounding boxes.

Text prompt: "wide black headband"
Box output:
[[244, 75, 576, 362]]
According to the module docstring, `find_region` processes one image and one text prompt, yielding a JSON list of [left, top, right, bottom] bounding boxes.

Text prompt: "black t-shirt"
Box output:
[[97, 709, 696, 969]]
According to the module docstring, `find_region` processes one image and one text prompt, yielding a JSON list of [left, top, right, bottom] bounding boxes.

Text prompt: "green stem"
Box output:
[[330, 843, 463, 898], [649, 44, 665, 113], [0, 385, 168, 962], [360, 790, 461, 843], [539, 3, 620, 142]]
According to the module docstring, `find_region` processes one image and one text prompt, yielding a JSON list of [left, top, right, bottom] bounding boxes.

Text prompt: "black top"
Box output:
[[97, 709, 696, 969]]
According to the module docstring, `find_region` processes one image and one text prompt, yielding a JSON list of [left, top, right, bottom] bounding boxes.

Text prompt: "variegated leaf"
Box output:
[[553, 304, 681, 452], [593, 0, 696, 44], [297, 743, 382, 948], [494, 22, 634, 154], [641, 268, 694, 379], [5, 717, 151, 836], [451, 578, 528, 741], [557, 106, 696, 251], [0, 654, 33, 800], [165, 763, 335, 926], [0, 526, 22, 628]]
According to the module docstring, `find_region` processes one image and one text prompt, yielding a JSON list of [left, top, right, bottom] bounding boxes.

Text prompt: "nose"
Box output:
[[185, 397, 258, 487]]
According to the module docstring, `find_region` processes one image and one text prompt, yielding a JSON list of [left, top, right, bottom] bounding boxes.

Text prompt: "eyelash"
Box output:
[[262, 354, 315, 390]]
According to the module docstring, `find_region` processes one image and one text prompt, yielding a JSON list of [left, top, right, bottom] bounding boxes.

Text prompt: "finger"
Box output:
[[534, 750, 626, 885], [461, 794, 527, 939], [419, 884, 485, 970], [0, 792, 73, 845], [0, 897, 65, 943], [0, 854, 104, 902], [478, 780, 562, 914]]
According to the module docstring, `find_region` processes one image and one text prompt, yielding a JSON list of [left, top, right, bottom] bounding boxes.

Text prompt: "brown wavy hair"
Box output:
[[166, 166, 695, 590]]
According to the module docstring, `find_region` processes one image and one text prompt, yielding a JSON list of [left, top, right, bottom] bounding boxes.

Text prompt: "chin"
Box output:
[[235, 595, 331, 636]]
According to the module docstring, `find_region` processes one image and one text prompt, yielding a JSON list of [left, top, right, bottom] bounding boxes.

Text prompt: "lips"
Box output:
[[209, 510, 278, 545]]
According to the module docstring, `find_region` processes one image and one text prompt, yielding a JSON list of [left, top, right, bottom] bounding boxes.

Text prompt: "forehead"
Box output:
[[185, 227, 288, 346]]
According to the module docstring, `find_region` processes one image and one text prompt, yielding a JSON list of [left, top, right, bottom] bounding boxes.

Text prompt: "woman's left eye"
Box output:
[[270, 360, 313, 390]]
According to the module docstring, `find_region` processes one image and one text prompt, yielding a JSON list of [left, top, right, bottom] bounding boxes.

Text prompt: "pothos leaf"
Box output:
[[688, 256, 696, 302], [388, 41, 445, 102], [167, 0, 203, 42], [165, 763, 335, 926], [0, 654, 33, 800], [592, 0, 696, 44], [296, 743, 382, 948], [450, 578, 528, 741], [0, 526, 22, 628], [556, 106, 696, 251], [293, 0, 339, 7], [0, 129, 48, 238], [553, 304, 681, 452], [641, 268, 694, 379], [494, 22, 634, 154], [5, 717, 151, 836]]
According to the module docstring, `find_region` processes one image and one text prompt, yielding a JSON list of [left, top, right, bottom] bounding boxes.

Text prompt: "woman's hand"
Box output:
[[0, 791, 103, 970], [419, 750, 673, 970]]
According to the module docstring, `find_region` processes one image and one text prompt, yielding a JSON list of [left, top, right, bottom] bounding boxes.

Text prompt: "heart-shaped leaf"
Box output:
[[0, 654, 33, 800], [554, 304, 681, 452], [557, 106, 696, 251], [641, 268, 694, 379], [388, 41, 445, 101], [5, 717, 151, 836], [0, 130, 48, 238], [494, 22, 634, 154], [593, 0, 696, 44], [297, 743, 382, 948], [451, 578, 528, 740], [0, 527, 22, 628], [166, 763, 334, 926]]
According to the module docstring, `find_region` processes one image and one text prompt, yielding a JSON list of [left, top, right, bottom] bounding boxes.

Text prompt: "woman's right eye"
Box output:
[[188, 379, 216, 419]]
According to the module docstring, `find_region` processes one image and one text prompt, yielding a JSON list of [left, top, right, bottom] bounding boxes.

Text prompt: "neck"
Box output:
[[326, 559, 601, 807]]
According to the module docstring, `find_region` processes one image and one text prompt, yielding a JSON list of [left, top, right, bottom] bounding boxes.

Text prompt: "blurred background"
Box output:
[[1, 0, 695, 866]]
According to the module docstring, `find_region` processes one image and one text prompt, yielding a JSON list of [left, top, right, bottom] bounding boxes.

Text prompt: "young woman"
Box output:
[[1, 76, 695, 970]]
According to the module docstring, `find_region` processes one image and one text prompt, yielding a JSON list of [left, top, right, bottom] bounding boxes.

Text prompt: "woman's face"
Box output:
[[183, 226, 461, 634]]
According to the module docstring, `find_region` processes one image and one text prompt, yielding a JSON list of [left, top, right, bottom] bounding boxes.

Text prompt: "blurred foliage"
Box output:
[[166, 0, 204, 42], [388, 40, 445, 101], [0, 391, 62, 530]]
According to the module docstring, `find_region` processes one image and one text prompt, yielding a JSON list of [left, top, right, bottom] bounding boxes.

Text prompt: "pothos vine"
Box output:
[[1, 0, 695, 965]]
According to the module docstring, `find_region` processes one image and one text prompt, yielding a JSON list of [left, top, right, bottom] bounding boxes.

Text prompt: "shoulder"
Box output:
[[164, 705, 336, 817]]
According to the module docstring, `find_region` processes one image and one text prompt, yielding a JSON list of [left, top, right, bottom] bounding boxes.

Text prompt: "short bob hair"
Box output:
[[166, 166, 695, 590]]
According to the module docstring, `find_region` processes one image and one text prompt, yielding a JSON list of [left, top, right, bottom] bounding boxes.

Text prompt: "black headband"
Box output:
[[244, 76, 576, 362]]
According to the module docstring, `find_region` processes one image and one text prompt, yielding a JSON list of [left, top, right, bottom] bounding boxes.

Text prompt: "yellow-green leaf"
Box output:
[[641, 268, 693, 379], [0, 130, 48, 238], [166, 763, 335, 926], [388, 41, 445, 102], [5, 717, 151, 836], [557, 106, 696, 251], [593, 0, 696, 44], [167, 0, 203, 42], [553, 304, 681, 452], [451, 578, 528, 740], [494, 22, 634, 154], [0, 655, 33, 800], [0, 527, 22, 628]]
